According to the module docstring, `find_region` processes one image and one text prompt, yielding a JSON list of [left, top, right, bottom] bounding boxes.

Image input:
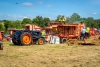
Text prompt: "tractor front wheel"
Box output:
[[37, 38, 45, 45], [20, 32, 32, 46]]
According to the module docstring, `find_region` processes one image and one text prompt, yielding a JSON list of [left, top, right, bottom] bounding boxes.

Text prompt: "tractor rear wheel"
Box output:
[[20, 32, 32, 46], [0, 43, 3, 50], [37, 38, 45, 45], [12, 34, 20, 45]]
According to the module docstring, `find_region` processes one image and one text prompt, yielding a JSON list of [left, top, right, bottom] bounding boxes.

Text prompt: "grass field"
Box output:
[[0, 42, 100, 67]]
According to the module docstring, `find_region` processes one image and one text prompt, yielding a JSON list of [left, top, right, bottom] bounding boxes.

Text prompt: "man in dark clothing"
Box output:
[[80, 27, 86, 40]]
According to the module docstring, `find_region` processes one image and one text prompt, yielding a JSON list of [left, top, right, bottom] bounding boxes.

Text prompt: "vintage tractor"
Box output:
[[12, 30, 45, 46], [0, 31, 4, 50]]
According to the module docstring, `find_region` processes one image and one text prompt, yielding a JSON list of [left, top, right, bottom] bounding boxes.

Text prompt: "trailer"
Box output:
[[55, 22, 85, 43], [44, 22, 85, 43]]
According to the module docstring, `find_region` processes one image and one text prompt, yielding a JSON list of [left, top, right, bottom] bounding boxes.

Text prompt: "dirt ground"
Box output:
[[0, 41, 100, 67]]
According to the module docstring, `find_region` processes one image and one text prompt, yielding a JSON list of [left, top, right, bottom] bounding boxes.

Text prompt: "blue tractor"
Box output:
[[12, 30, 45, 46]]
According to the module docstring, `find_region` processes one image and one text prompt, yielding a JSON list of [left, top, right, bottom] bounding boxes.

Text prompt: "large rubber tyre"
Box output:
[[0, 43, 3, 50], [37, 38, 45, 45], [61, 38, 67, 43], [12, 34, 20, 45], [20, 32, 32, 46]]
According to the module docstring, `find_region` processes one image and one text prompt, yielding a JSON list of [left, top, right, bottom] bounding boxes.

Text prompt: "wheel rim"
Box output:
[[63, 39, 66, 43], [22, 34, 31, 45], [39, 39, 44, 45]]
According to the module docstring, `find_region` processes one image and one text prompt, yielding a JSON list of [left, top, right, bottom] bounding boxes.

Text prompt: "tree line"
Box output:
[[0, 13, 100, 33]]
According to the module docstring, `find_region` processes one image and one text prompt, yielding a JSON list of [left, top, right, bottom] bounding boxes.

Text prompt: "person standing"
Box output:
[[85, 27, 90, 38], [62, 16, 66, 24], [41, 30, 46, 43], [80, 27, 86, 40]]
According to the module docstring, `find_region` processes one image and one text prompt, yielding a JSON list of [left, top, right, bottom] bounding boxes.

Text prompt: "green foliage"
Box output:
[[32, 16, 50, 28], [0, 23, 5, 31], [22, 18, 32, 24], [3, 20, 10, 30], [82, 17, 96, 28], [70, 13, 81, 22], [9, 21, 22, 29], [43, 17, 50, 27], [36, 16, 44, 27], [32, 18, 38, 25], [55, 15, 62, 22]]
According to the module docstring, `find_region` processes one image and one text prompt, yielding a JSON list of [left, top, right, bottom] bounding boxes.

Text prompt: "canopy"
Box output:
[[75, 20, 84, 23]]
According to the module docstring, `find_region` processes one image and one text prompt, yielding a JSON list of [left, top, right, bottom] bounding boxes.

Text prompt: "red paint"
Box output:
[[0, 32, 2, 41]]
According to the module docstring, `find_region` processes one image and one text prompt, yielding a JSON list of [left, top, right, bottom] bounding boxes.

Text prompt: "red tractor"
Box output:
[[0, 31, 3, 50]]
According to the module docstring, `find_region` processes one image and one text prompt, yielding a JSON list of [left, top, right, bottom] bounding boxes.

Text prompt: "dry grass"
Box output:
[[0, 42, 100, 67]]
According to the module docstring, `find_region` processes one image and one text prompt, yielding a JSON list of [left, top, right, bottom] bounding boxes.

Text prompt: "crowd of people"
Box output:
[[80, 27, 100, 40], [80, 27, 90, 40]]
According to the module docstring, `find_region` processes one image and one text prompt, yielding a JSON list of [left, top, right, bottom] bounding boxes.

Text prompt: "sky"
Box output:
[[0, 0, 100, 20]]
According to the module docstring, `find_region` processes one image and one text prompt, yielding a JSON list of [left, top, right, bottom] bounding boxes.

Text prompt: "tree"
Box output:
[[70, 13, 81, 22], [32, 16, 45, 27], [43, 17, 50, 27], [0, 23, 5, 31], [22, 18, 32, 24], [66, 17, 71, 23], [3, 20, 10, 30], [55, 15, 62, 22], [4, 20, 22, 29], [13, 20, 22, 29], [21, 18, 32, 28], [95, 19, 100, 28], [32, 18, 39, 25], [36, 16, 44, 27], [32, 16, 50, 27], [86, 17, 94, 27]]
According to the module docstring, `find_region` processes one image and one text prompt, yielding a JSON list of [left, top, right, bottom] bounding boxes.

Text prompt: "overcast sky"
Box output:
[[0, 0, 100, 20]]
